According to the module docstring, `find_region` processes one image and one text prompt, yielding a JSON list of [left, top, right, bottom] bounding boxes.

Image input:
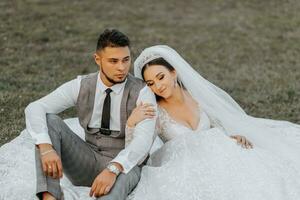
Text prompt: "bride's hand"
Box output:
[[127, 102, 156, 128], [230, 135, 253, 149]]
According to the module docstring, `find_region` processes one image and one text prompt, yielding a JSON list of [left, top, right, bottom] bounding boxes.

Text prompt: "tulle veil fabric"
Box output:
[[134, 45, 300, 166]]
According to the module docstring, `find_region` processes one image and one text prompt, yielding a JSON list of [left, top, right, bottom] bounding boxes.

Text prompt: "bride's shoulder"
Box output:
[[157, 101, 166, 114], [156, 103, 170, 125]]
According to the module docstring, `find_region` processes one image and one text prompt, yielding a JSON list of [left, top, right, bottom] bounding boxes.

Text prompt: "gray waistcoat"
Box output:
[[76, 72, 145, 158]]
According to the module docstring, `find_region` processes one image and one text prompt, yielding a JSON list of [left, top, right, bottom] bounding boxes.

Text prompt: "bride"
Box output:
[[126, 45, 300, 200]]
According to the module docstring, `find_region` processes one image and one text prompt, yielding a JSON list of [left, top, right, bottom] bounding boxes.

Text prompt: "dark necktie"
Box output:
[[101, 88, 113, 135]]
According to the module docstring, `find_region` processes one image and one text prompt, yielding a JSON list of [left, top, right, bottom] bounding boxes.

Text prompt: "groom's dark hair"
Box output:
[[96, 29, 130, 51]]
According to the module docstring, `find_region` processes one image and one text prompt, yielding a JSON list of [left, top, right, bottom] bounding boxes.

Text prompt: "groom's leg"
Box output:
[[35, 114, 102, 200], [98, 166, 141, 200]]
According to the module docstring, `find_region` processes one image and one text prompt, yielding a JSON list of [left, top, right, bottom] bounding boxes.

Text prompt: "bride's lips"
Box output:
[[158, 88, 166, 94]]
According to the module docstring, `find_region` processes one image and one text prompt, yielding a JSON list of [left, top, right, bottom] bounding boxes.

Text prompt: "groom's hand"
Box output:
[[89, 169, 117, 198], [38, 144, 63, 179]]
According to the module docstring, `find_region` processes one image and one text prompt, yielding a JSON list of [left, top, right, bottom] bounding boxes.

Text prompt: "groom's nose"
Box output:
[[116, 62, 126, 71]]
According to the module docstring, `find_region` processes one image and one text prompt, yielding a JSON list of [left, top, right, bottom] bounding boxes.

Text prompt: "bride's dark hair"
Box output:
[[141, 57, 175, 79], [141, 57, 185, 101]]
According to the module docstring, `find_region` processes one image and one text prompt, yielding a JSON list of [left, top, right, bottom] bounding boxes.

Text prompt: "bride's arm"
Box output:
[[125, 103, 156, 146], [209, 117, 253, 149]]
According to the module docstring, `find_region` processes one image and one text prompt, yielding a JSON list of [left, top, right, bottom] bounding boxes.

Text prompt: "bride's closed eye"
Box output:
[[158, 74, 165, 80], [146, 74, 165, 87]]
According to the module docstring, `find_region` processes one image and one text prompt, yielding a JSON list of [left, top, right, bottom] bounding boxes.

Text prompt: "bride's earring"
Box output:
[[174, 78, 178, 88]]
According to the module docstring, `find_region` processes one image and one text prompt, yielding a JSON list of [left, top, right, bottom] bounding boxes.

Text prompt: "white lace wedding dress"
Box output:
[[128, 106, 300, 200]]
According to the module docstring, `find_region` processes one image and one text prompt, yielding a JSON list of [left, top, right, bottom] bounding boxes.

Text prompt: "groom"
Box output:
[[25, 29, 157, 200]]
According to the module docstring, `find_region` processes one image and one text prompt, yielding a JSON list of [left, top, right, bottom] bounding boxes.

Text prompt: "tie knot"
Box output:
[[105, 88, 113, 94]]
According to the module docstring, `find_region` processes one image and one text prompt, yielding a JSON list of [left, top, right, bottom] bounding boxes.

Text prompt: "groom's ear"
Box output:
[[94, 52, 102, 67]]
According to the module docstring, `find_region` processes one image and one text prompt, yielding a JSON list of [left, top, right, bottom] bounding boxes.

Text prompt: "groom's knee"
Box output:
[[46, 114, 62, 127], [46, 114, 65, 132], [98, 166, 141, 200], [46, 114, 65, 141]]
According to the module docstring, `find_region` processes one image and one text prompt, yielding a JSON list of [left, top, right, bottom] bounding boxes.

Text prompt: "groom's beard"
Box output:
[[100, 67, 127, 85]]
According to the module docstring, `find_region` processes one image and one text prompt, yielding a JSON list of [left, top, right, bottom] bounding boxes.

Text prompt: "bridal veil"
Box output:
[[134, 45, 300, 166]]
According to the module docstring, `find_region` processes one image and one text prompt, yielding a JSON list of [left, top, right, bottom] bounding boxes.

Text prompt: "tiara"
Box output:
[[136, 53, 162, 70]]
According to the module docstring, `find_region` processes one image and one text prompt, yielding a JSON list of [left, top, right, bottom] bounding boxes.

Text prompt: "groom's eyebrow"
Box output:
[[108, 58, 119, 61], [107, 56, 130, 60]]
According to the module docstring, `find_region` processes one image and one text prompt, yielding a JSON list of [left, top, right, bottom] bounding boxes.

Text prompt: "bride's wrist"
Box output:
[[126, 117, 136, 128], [126, 122, 135, 128]]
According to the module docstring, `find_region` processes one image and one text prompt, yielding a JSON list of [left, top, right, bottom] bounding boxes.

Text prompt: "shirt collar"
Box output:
[[97, 72, 127, 95]]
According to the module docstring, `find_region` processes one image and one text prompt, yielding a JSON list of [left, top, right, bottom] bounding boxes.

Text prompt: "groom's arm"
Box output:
[[24, 77, 81, 145], [111, 86, 157, 174]]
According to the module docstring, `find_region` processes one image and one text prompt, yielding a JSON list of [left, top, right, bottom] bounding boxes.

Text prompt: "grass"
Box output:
[[1, 0, 300, 146]]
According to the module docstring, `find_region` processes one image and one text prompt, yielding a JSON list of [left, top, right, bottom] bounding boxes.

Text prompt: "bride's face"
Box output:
[[143, 64, 177, 99]]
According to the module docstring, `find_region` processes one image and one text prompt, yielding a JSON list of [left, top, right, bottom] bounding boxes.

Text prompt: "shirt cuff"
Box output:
[[110, 156, 133, 174], [31, 132, 53, 145]]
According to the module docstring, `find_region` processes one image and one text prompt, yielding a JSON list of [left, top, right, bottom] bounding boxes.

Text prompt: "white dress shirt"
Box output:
[[25, 73, 157, 173]]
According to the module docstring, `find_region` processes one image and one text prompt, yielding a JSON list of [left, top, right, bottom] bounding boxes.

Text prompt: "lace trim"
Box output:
[[158, 104, 202, 132], [125, 125, 135, 147]]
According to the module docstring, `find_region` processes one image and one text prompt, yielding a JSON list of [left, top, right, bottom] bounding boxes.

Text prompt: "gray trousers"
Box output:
[[35, 114, 141, 200]]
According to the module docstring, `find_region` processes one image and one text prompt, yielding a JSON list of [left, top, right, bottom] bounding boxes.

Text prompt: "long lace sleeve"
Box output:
[[209, 116, 222, 129], [126, 107, 166, 147], [125, 124, 135, 147], [156, 107, 170, 143], [125, 122, 161, 147], [208, 115, 229, 134]]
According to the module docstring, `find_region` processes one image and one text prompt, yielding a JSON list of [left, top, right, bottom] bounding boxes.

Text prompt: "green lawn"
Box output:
[[1, 0, 300, 146]]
